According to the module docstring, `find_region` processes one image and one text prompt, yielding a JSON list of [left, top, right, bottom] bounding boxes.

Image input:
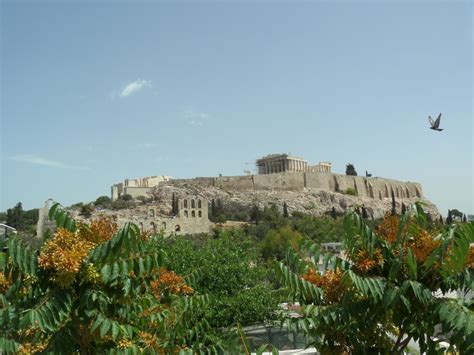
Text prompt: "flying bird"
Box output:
[[428, 113, 443, 131]]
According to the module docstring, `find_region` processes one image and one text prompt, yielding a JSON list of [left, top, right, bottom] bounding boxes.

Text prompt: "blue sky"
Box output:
[[1, 0, 472, 215]]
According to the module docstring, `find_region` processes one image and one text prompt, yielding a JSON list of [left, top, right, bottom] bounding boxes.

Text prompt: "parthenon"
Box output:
[[256, 154, 332, 174]]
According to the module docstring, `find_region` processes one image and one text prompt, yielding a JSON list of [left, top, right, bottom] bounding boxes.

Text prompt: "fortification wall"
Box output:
[[123, 187, 153, 199], [253, 172, 305, 191], [161, 172, 423, 201], [216, 175, 254, 191]]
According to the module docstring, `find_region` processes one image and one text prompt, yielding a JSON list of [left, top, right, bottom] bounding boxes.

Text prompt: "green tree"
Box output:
[[79, 203, 94, 218], [0, 203, 225, 353], [345, 163, 357, 176], [278, 203, 474, 353], [94, 195, 111, 208], [6, 202, 24, 229], [261, 225, 302, 261], [283, 202, 289, 218]]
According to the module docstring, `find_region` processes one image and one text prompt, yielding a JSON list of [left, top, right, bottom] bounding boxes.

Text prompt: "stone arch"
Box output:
[[191, 199, 195, 208], [150, 222, 156, 233], [198, 210, 202, 218], [149, 209, 155, 218], [184, 199, 188, 208], [378, 190, 383, 200], [198, 199, 202, 208], [396, 187, 400, 198], [175, 225, 181, 232], [139, 222, 144, 232], [191, 210, 196, 218], [161, 222, 166, 230], [184, 210, 188, 218], [384, 184, 389, 198], [405, 187, 410, 198]]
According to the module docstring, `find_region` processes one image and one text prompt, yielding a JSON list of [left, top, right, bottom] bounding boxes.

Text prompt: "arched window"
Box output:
[[198, 210, 202, 218], [184, 200, 188, 208], [175, 225, 181, 232], [405, 187, 410, 198], [184, 210, 188, 218], [139, 222, 144, 232], [198, 199, 202, 208], [161, 222, 166, 230], [191, 199, 195, 208], [150, 222, 156, 233], [149, 209, 155, 218], [191, 210, 196, 218]]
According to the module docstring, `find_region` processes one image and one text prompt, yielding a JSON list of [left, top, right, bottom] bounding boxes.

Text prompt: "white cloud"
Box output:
[[10, 155, 90, 170], [183, 109, 210, 127], [119, 79, 151, 98]]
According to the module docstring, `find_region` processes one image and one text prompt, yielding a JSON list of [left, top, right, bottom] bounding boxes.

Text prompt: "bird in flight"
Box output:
[[428, 113, 443, 131]]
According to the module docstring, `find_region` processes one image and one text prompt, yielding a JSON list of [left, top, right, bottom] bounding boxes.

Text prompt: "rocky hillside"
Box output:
[[150, 180, 440, 219]]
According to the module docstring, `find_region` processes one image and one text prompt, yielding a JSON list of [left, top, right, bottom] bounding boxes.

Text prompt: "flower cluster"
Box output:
[[38, 216, 117, 287], [354, 248, 384, 273], [38, 228, 95, 287], [0, 271, 12, 293], [150, 268, 193, 300], [77, 215, 117, 244], [377, 213, 440, 263], [303, 267, 345, 303]]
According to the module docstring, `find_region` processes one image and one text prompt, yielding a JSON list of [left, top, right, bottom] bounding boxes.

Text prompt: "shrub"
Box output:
[[345, 187, 357, 196]]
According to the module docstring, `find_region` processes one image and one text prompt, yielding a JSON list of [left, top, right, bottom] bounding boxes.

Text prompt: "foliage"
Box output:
[[5, 202, 39, 233], [345, 163, 357, 176], [344, 187, 357, 196], [163, 231, 279, 328], [79, 203, 94, 218], [261, 226, 302, 261], [0, 202, 225, 353], [277, 204, 474, 353], [94, 195, 112, 208]]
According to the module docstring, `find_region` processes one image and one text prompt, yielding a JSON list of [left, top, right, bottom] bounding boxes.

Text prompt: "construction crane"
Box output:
[[244, 162, 254, 175]]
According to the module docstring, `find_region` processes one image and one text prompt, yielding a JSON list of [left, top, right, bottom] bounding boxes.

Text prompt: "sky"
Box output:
[[1, 0, 472, 216]]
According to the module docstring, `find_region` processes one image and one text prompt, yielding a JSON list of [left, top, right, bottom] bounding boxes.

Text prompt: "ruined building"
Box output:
[[256, 153, 331, 174], [111, 175, 171, 201]]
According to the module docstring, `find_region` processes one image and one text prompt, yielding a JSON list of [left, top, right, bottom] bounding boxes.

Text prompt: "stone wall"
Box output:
[[162, 172, 423, 201]]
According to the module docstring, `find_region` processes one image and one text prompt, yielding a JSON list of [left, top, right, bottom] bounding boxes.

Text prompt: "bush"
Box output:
[[79, 204, 94, 218], [94, 195, 111, 207], [344, 187, 357, 196]]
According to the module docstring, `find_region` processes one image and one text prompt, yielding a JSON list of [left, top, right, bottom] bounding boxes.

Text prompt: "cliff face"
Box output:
[[151, 178, 439, 220]]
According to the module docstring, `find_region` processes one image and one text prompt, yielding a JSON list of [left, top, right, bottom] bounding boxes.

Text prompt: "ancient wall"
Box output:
[[123, 186, 153, 199], [216, 175, 254, 191], [156, 172, 423, 201], [253, 172, 305, 190]]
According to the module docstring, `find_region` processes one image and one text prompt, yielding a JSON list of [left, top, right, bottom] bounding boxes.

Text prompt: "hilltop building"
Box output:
[[256, 153, 331, 174], [111, 175, 171, 201]]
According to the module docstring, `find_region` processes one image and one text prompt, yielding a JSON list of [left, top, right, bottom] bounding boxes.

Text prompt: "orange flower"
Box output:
[[78, 215, 117, 244], [150, 268, 193, 299], [354, 248, 384, 273], [303, 267, 345, 303], [38, 228, 95, 287]]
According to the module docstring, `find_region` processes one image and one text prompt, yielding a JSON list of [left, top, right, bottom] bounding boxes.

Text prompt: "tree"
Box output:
[[345, 163, 357, 176], [391, 190, 396, 215], [94, 195, 111, 208], [6, 202, 24, 229], [283, 202, 289, 218], [361, 206, 368, 219], [250, 204, 262, 225], [0, 203, 225, 353], [79, 203, 94, 218], [446, 210, 453, 224], [401, 202, 407, 215], [278, 203, 474, 353], [120, 194, 133, 201]]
